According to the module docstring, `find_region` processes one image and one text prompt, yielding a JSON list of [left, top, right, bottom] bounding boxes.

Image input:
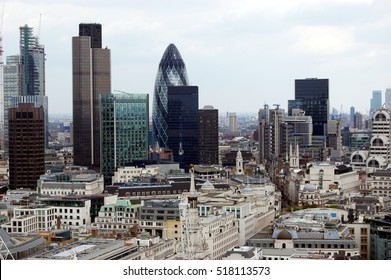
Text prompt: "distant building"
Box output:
[[385, 88, 391, 108], [370, 90, 382, 116], [291, 78, 329, 136]]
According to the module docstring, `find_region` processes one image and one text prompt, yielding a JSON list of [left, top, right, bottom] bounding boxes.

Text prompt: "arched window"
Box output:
[[368, 160, 380, 168], [372, 138, 384, 147], [352, 154, 363, 162], [374, 113, 387, 122]]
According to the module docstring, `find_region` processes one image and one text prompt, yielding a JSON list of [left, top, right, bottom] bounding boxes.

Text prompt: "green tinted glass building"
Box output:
[[100, 92, 149, 183]]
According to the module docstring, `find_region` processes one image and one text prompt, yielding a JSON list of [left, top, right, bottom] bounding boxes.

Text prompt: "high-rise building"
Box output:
[[167, 86, 199, 169], [152, 44, 199, 169], [228, 113, 238, 134], [19, 25, 45, 97], [370, 90, 382, 116], [73, 23, 111, 170], [354, 112, 363, 130], [8, 103, 45, 190], [152, 44, 189, 149], [198, 105, 219, 165], [350, 106, 355, 127], [385, 88, 391, 108], [2, 55, 21, 159], [290, 78, 329, 136], [100, 92, 149, 183]]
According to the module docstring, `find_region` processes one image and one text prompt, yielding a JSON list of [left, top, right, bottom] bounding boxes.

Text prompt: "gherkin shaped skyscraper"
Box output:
[[152, 44, 189, 148]]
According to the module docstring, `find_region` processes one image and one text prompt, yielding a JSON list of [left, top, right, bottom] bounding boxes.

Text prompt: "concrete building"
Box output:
[[307, 162, 360, 193], [351, 105, 391, 171], [92, 199, 140, 236], [1, 205, 56, 234], [222, 246, 262, 260], [112, 166, 160, 184], [37, 170, 104, 196], [366, 169, 391, 197], [198, 105, 219, 165], [247, 208, 360, 259], [369, 211, 391, 259]]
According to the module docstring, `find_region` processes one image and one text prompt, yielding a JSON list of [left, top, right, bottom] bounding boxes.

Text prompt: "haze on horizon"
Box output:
[[2, 0, 391, 116]]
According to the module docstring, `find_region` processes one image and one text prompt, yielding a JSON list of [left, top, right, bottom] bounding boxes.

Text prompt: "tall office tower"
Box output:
[[73, 23, 111, 170], [327, 120, 343, 161], [284, 109, 312, 147], [100, 92, 149, 183], [8, 103, 45, 190], [167, 86, 199, 169], [385, 88, 391, 107], [291, 78, 329, 136], [20, 25, 45, 96], [259, 107, 285, 164], [228, 113, 238, 133], [354, 112, 363, 130], [370, 90, 382, 116], [2, 56, 21, 159], [152, 44, 189, 149], [19, 25, 48, 148], [350, 106, 355, 127], [198, 105, 219, 165]]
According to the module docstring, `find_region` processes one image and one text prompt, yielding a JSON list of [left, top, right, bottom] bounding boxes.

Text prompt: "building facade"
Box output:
[[8, 103, 45, 190], [291, 78, 329, 136], [100, 92, 149, 182], [166, 85, 199, 169], [198, 106, 219, 165], [152, 44, 189, 150], [73, 23, 111, 170]]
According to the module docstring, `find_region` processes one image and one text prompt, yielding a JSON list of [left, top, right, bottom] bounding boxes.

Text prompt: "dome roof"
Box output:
[[277, 230, 292, 240], [201, 180, 214, 190], [303, 183, 316, 192]]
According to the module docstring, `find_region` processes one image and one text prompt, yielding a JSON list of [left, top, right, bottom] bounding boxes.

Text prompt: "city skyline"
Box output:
[[2, 0, 391, 115]]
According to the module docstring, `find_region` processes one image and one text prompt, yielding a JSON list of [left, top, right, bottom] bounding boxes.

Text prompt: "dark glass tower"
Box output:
[[292, 78, 329, 136], [152, 44, 189, 149], [73, 23, 111, 170], [167, 86, 199, 169]]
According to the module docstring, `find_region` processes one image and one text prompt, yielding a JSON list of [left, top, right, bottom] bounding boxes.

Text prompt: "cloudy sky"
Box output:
[[2, 0, 391, 116]]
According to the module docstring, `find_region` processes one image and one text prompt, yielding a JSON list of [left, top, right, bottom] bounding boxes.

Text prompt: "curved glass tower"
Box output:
[[152, 44, 189, 148]]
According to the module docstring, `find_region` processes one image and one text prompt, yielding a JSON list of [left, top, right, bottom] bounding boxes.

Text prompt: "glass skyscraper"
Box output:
[[152, 44, 199, 170], [100, 92, 149, 182], [292, 78, 329, 136], [152, 44, 189, 149]]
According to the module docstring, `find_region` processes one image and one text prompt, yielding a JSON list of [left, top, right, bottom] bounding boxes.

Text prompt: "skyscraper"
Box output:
[[198, 105, 219, 165], [152, 44, 189, 149], [8, 103, 45, 190], [2, 55, 21, 159], [385, 88, 391, 108], [73, 23, 111, 170], [152, 44, 199, 169], [100, 92, 149, 183], [350, 106, 355, 127], [370, 90, 382, 116], [167, 85, 199, 169], [292, 78, 329, 136]]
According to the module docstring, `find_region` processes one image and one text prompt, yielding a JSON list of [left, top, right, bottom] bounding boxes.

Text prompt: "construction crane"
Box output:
[[0, 0, 5, 60], [0, 235, 15, 260]]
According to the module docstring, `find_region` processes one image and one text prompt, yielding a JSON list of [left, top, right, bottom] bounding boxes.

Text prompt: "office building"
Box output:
[[166, 86, 199, 169], [100, 92, 149, 182], [8, 103, 45, 190], [354, 112, 363, 129], [72, 23, 111, 170], [152, 43, 189, 150], [198, 105, 219, 165], [229, 112, 238, 133], [370, 90, 382, 116], [350, 106, 355, 126], [2, 56, 21, 159], [290, 78, 329, 136], [385, 88, 391, 107]]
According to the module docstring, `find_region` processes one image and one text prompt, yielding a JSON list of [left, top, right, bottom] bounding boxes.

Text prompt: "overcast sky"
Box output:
[[2, 0, 391, 116]]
